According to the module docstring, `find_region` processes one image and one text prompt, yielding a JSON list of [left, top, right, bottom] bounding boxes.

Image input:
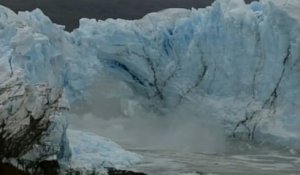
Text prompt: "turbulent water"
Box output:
[[69, 110, 300, 174], [69, 105, 300, 175], [114, 137, 300, 175], [130, 148, 300, 175]]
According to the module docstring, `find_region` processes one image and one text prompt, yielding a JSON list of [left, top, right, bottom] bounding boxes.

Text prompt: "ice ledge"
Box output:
[[68, 129, 142, 173], [0, 72, 70, 174]]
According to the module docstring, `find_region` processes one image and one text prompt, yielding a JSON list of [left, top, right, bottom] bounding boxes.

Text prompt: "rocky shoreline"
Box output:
[[0, 163, 147, 175]]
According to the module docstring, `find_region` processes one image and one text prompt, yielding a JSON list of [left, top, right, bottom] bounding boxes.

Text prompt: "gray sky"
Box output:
[[0, 0, 255, 31]]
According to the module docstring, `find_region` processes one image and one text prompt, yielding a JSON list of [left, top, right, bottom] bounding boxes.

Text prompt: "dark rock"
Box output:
[[0, 163, 28, 175], [0, 74, 70, 174], [107, 168, 147, 175], [0, 161, 60, 175]]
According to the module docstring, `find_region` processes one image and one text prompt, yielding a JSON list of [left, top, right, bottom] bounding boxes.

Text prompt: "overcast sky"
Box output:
[[0, 0, 255, 31]]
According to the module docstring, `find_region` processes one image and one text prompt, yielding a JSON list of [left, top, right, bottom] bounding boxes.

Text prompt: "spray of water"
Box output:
[[69, 74, 226, 153]]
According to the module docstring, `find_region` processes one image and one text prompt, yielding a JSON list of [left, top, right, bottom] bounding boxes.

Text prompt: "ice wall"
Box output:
[[0, 0, 299, 149], [0, 6, 141, 173], [71, 0, 300, 147], [0, 71, 71, 174]]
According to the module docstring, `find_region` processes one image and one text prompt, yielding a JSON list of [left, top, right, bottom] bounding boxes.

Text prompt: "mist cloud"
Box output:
[[69, 74, 226, 153]]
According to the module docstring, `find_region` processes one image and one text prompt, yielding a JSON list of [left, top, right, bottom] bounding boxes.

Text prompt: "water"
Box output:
[[69, 111, 300, 175], [125, 141, 300, 175], [68, 86, 300, 175]]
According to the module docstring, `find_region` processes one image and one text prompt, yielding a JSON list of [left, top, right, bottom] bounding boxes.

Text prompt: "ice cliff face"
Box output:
[[0, 5, 100, 103], [0, 0, 299, 160], [71, 0, 300, 147], [0, 71, 70, 174], [0, 6, 141, 174]]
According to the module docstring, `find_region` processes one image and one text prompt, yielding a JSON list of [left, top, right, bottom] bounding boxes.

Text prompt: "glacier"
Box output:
[[68, 130, 142, 171], [0, 61, 141, 174], [70, 0, 300, 148], [0, 70, 71, 174], [0, 0, 300, 173], [0, 4, 141, 174]]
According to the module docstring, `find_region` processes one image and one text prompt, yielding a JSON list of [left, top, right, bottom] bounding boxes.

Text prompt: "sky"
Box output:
[[0, 0, 255, 31]]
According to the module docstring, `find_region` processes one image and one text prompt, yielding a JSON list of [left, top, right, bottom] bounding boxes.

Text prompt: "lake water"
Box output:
[[69, 114, 300, 175], [126, 140, 300, 175]]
